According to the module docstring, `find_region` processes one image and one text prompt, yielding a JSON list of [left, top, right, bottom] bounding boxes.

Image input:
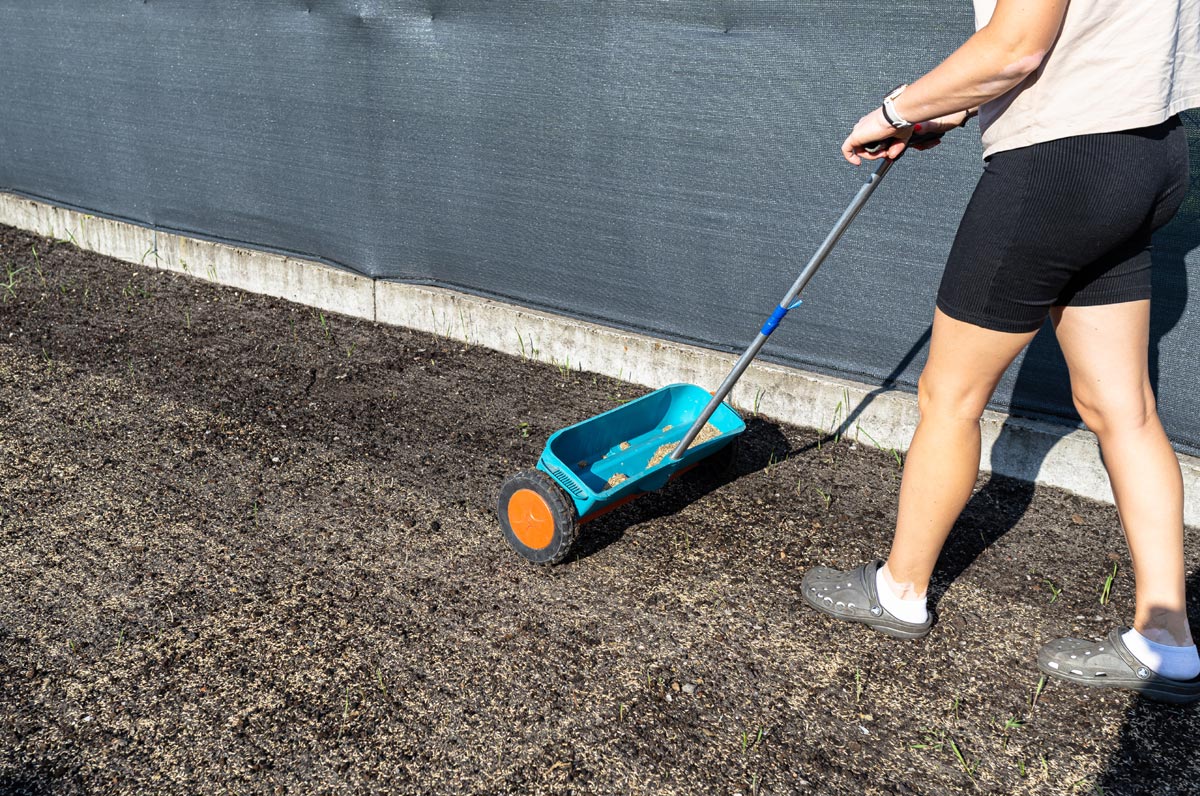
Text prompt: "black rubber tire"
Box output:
[[497, 469, 579, 565]]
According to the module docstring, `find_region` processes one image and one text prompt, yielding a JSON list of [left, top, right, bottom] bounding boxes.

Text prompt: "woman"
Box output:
[[802, 0, 1200, 703]]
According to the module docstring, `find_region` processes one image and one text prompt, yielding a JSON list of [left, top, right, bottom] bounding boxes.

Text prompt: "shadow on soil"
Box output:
[[0, 766, 73, 796], [570, 417, 792, 562]]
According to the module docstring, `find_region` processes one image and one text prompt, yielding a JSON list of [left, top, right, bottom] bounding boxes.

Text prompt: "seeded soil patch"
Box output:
[[1, 225, 1198, 795]]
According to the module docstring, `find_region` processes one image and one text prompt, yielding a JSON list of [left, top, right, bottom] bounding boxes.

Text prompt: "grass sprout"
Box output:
[[1031, 675, 1047, 707], [815, 486, 831, 510], [1100, 561, 1118, 605], [2, 262, 27, 302], [31, 245, 46, 285], [948, 738, 978, 783], [740, 725, 764, 754]]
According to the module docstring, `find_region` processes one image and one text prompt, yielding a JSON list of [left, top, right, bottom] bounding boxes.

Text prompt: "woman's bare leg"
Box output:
[[1051, 300, 1192, 646], [882, 308, 1038, 598]]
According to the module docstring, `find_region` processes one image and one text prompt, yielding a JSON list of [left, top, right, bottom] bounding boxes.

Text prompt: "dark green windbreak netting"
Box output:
[[2, 1, 1197, 454]]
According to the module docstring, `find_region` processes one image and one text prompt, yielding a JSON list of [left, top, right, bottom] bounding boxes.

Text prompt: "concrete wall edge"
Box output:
[[3, 191, 1195, 525]]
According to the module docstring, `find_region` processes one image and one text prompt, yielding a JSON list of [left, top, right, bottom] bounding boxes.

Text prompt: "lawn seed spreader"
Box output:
[[498, 154, 900, 564]]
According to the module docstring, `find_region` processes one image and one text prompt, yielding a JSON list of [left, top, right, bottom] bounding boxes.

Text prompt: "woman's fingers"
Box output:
[[885, 138, 908, 159], [842, 136, 906, 164], [841, 134, 863, 165]]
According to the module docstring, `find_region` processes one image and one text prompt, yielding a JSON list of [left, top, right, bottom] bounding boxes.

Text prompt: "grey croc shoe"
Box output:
[[801, 559, 932, 640], [1037, 628, 1200, 705]]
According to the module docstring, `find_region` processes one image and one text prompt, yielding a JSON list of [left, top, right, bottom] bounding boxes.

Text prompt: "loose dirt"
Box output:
[[1, 225, 1197, 795]]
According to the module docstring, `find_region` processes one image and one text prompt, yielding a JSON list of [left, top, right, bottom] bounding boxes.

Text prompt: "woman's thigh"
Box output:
[[1050, 300, 1153, 425], [920, 307, 1037, 419]]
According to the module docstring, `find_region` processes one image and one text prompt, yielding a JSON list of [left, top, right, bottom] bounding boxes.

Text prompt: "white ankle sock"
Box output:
[[875, 566, 929, 625], [1121, 628, 1200, 681]]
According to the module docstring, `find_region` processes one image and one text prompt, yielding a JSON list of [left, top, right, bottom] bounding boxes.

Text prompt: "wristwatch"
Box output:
[[880, 84, 913, 130]]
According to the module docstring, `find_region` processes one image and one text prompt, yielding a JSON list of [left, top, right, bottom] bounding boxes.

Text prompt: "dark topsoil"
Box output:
[[1, 224, 1198, 796]]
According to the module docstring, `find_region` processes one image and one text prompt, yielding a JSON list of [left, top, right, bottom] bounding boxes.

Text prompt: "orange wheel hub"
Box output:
[[507, 489, 556, 550]]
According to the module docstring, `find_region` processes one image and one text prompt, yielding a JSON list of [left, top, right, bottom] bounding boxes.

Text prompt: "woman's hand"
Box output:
[[841, 107, 911, 165], [842, 108, 973, 164]]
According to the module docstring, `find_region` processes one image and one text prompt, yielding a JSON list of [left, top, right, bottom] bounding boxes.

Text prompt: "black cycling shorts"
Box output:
[[936, 115, 1190, 333]]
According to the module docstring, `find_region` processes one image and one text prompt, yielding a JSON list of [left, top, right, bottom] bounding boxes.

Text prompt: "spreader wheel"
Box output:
[[498, 470, 579, 565]]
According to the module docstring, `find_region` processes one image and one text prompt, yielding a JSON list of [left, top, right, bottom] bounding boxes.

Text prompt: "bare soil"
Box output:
[[1, 225, 1198, 795]]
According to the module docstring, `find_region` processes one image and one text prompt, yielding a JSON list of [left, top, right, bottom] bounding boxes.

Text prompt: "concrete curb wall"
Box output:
[[4, 191, 1197, 526]]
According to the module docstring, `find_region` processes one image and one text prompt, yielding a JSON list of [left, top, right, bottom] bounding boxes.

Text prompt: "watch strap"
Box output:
[[881, 93, 912, 129]]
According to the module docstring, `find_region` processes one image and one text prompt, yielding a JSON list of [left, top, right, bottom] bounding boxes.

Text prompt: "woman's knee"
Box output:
[[1071, 381, 1157, 435], [917, 371, 992, 423]]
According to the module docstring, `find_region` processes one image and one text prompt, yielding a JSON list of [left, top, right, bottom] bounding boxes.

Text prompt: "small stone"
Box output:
[[1071, 513, 1084, 524], [682, 683, 697, 695], [670, 681, 680, 692]]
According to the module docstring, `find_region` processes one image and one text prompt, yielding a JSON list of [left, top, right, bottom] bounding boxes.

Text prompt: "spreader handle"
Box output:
[[670, 156, 897, 460], [863, 129, 945, 154]]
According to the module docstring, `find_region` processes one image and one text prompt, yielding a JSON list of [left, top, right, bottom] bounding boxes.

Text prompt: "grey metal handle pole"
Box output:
[[670, 155, 897, 460]]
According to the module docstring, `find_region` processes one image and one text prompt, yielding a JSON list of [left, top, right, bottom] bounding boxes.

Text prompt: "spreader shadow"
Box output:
[[566, 416, 791, 562]]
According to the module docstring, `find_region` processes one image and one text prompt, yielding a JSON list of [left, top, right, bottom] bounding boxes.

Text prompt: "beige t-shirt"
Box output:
[[973, 0, 1200, 157]]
